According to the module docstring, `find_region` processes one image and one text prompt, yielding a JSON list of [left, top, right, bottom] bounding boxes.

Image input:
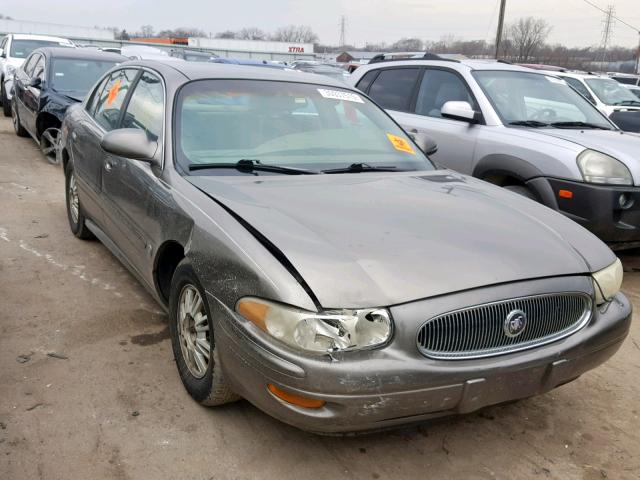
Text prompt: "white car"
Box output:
[[547, 71, 640, 133], [624, 84, 640, 100], [0, 34, 74, 116]]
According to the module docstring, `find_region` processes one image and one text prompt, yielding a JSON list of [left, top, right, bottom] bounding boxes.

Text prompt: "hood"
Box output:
[[535, 129, 640, 185], [188, 171, 615, 308]]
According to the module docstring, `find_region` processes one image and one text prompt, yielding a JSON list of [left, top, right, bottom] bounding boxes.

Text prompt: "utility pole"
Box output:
[[599, 5, 615, 66], [339, 15, 347, 48], [495, 0, 507, 59]]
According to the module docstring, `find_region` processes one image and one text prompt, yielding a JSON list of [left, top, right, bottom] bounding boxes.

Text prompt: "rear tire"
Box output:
[[11, 99, 28, 138], [1, 82, 11, 117], [64, 163, 94, 240], [504, 185, 537, 201], [169, 259, 240, 406]]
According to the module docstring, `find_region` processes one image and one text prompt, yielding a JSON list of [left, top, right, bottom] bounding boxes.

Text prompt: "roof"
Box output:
[[9, 33, 73, 44], [127, 59, 349, 88], [37, 47, 126, 62], [357, 57, 535, 72]]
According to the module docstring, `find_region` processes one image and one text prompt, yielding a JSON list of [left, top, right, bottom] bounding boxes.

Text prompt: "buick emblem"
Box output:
[[504, 309, 527, 338]]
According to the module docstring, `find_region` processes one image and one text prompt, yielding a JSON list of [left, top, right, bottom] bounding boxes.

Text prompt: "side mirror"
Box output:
[[441, 101, 480, 124], [410, 132, 438, 156], [101, 128, 158, 162], [29, 77, 42, 89]]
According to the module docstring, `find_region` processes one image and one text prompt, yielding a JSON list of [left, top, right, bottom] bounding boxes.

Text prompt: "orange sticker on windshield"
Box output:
[[386, 133, 415, 155], [106, 79, 121, 107]]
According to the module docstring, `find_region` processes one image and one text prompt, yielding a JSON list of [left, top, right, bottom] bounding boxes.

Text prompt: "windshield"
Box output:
[[585, 78, 640, 106], [50, 58, 120, 97], [176, 80, 434, 174], [473, 70, 613, 129], [10, 39, 72, 59]]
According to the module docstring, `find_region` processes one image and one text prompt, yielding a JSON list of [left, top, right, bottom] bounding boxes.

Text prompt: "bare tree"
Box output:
[[271, 25, 318, 43], [140, 24, 155, 37], [391, 38, 423, 52], [506, 17, 552, 62], [236, 27, 267, 41], [156, 27, 207, 38], [215, 30, 237, 39]]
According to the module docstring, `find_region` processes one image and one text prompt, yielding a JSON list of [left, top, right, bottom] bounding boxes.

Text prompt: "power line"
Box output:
[[580, 0, 639, 32]]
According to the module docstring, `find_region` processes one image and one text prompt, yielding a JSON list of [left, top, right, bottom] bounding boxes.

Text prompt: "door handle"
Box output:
[[71, 131, 77, 140], [104, 158, 113, 172], [409, 128, 419, 133]]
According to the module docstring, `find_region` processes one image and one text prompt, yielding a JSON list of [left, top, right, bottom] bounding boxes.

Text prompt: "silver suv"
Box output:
[[349, 58, 640, 248]]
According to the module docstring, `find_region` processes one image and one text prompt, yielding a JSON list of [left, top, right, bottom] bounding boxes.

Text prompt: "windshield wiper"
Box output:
[[508, 120, 550, 127], [188, 159, 318, 175], [550, 121, 611, 130], [322, 163, 400, 174], [614, 100, 640, 106]]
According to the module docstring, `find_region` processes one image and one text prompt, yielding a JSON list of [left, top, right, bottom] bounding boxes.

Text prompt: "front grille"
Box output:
[[417, 293, 592, 360]]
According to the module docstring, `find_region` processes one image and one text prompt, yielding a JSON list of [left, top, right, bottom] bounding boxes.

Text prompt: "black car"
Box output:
[[11, 47, 125, 163]]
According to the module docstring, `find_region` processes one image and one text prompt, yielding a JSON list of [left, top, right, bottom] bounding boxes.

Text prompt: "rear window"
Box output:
[[10, 39, 72, 59]]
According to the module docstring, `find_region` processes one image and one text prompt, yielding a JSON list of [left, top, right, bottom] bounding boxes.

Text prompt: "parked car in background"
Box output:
[[609, 73, 640, 86], [11, 47, 124, 163], [120, 45, 183, 62], [543, 71, 640, 133], [170, 48, 218, 62], [350, 58, 640, 249], [0, 33, 74, 116], [59, 60, 630, 433], [624, 84, 640, 100], [290, 61, 350, 81], [210, 58, 291, 69]]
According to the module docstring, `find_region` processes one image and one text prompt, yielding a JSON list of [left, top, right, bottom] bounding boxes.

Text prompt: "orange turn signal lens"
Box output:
[[267, 384, 326, 409], [236, 299, 269, 332], [559, 189, 573, 199]]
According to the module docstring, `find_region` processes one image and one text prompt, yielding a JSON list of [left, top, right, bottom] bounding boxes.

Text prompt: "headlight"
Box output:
[[6, 65, 15, 76], [236, 298, 392, 353], [592, 258, 623, 305], [577, 149, 632, 185]]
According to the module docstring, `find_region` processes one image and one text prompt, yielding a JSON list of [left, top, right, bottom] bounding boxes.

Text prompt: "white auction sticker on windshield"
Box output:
[[317, 88, 364, 103], [546, 76, 566, 85]]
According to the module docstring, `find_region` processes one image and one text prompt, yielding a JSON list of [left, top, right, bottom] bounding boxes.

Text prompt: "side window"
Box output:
[[121, 72, 164, 140], [22, 54, 38, 76], [0, 37, 6, 51], [355, 70, 379, 93], [85, 75, 110, 116], [92, 69, 138, 131], [368, 68, 420, 111], [32, 55, 46, 81], [562, 77, 595, 104], [415, 69, 474, 118]]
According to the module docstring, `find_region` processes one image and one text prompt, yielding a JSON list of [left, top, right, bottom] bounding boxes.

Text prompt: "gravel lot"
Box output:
[[1, 116, 639, 480]]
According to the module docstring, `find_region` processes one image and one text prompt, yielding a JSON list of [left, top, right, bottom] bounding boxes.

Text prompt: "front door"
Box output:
[[101, 70, 165, 280]]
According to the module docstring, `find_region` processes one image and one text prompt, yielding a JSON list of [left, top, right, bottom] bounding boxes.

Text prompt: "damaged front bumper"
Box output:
[[210, 276, 631, 434]]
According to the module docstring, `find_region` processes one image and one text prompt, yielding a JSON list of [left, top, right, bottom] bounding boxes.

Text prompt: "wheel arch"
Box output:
[[35, 111, 62, 140], [153, 240, 186, 306]]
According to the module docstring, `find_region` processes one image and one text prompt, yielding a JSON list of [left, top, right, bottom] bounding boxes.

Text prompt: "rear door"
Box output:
[[101, 70, 165, 278], [71, 68, 139, 228], [402, 68, 481, 174]]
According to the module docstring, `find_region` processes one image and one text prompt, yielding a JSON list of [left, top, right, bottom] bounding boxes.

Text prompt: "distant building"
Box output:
[[188, 38, 314, 61], [131, 37, 188, 45], [335, 51, 381, 64], [0, 18, 114, 40]]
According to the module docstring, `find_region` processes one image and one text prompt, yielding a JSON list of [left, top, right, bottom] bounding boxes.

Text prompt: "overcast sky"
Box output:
[[4, 0, 640, 48]]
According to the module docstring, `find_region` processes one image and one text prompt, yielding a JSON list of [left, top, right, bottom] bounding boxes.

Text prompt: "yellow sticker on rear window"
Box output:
[[106, 79, 121, 107], [386, 133, 415, 155]]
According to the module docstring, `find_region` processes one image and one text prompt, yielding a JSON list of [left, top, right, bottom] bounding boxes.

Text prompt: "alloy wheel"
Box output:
[[68, 172, 79, 225], [41, 128, 61, 164], [177, 284, 211, 379]]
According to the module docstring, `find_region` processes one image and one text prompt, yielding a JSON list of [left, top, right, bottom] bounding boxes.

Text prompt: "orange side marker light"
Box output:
[[267, 384, 326, 409], [559, 189, 573, 199]]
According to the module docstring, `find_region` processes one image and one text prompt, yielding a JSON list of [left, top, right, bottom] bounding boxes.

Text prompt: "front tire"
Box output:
[[40, 127, 61, 164], [169, 259, 239, 406], [1, 81, 11, 117], [11, 99, 28, 137], [64, 163, 94, 240]]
